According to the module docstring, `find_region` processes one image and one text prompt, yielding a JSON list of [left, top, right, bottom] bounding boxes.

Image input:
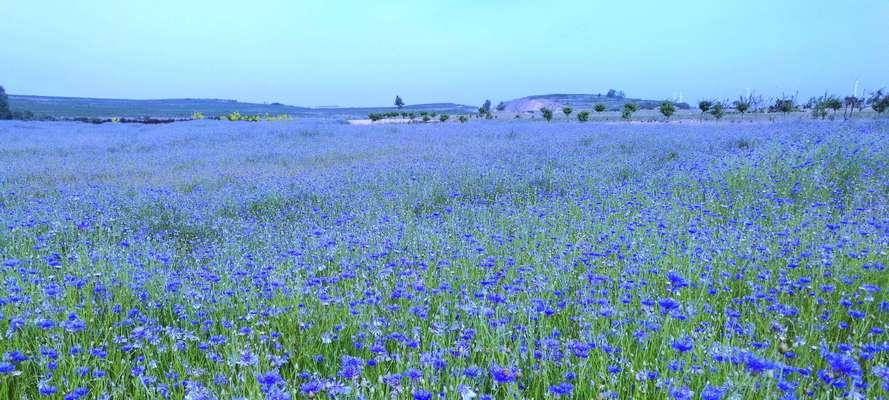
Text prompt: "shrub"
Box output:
[[621, 103, 638, 121], [824, 95, 842, 114], [733, 97, 750, 114], [594, 104, 606, 113], [769, 97, 796, 114], [422, 115, 431, 122], [576, 111, 590, 122], [191, 112, 206, 120], [395, 96, 404, 109], [811, 104, 828, 119], [540, 107, 553, 122], [458, 115, 468, 123], [368, 113, 384, 122], [658, 101, 676, 119], [562, 107, 573, 117], [868, 89, 889, 113], [0, 85, 10, 120], [698, 100, 712, 117], [710, 102, 725, 120], [496, 101, 506, 111], [439, 114, 449, 122], [481, 100, 492, 114]]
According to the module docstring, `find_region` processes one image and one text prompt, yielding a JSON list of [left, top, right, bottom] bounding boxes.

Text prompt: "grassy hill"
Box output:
[[7, 95, 477, 119]]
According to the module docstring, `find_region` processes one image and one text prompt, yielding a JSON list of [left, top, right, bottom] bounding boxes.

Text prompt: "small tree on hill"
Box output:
[[439, 114, 449, 122], [698, 100, 712, 118], [395, 96, 405, 109], [659, 101, 676, 119], [622, 103, 638, 121], [496, 101, 506, 111], [594, 103, 606, 113], [577, 111, 590, 122], [0, 85, 11, 120], [458, 115, 468, 123], [562, 107, 573, 117], [540, 107, 553, 122]]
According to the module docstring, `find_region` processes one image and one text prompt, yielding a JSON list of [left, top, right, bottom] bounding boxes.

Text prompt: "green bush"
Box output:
[[540, 107, 553, 122], [594, 104, 606, 112], [368, 113, 384, 122], [439, 114, 449, 122], [0, 85, 10, 120], [621, 103, 638, 121], [710, 102, 725, 120], [659, 101, 676, 119], [576, 111, 590, 122], [562, 107, 573, 117], [868, 89, 889, 113], [733, 97, 750, 114], [698, 100, 712, 117], [458, 115, 468, 123]]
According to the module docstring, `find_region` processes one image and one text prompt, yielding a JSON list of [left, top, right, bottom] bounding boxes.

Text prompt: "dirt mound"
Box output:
[[501, 98, 563, 113]]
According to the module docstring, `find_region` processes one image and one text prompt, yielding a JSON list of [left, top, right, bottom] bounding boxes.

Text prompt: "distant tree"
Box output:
[[733, 97, 750, 114], [823, 95, 842, 115], [395, 96, 405, 109], [368, 113, 384, 122], [496, 101, 506, 111], [810, 96, 828, 119], [422, 115, 431, 122], [0, 85, 10, 120], [606, 89, 617, 98], [658, 101, 676, 119], [481, 99, 492, 114], [439, 114, 449, 122], [562, 107, 573, 117], [698, 100, 712, 118], [770, 96, 795, 115], [594, 103, 606, 112], [621, 103, 638, 121], [843, 96, 860, 119], [540, 107, 553, 122], [458, 115, 468, 123], [869, 89, 889, 114], [577, 111, 590, 122], [709, 102, 725, 120]]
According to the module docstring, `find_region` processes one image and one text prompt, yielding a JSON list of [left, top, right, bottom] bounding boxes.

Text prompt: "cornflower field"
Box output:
[[0, 119, 887, 400]]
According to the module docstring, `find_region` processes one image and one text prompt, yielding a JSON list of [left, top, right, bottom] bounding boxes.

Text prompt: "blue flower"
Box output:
[[549, 382, 573, 396], [490, 365, 517, 384], [413, 389, 433, 400]]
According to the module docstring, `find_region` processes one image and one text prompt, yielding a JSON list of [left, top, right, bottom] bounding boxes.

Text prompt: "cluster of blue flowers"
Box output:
[[0, 118, 886, 399]]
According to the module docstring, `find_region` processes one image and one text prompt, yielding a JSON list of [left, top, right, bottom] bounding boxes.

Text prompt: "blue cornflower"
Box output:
[[413, 389, 433, 400], [300, 380, 323, 395], [671, 336, 694, 353], [38, 383, 58, 396], [0, 362, 16, 375], [669, 386, 693, 400], [490, 365, 517, 384], [549, 382, 574, 396], [700, 385, 725, 400], [825, 352, 861, 377], [63, 387, 89, 400]]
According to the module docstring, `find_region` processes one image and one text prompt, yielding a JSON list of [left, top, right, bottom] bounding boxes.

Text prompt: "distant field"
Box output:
[[0, 118, 886, 399], [7, 94, 477, 119]]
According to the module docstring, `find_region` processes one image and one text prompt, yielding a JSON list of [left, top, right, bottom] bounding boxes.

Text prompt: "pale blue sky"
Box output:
[[3, 0, 887, 107]]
